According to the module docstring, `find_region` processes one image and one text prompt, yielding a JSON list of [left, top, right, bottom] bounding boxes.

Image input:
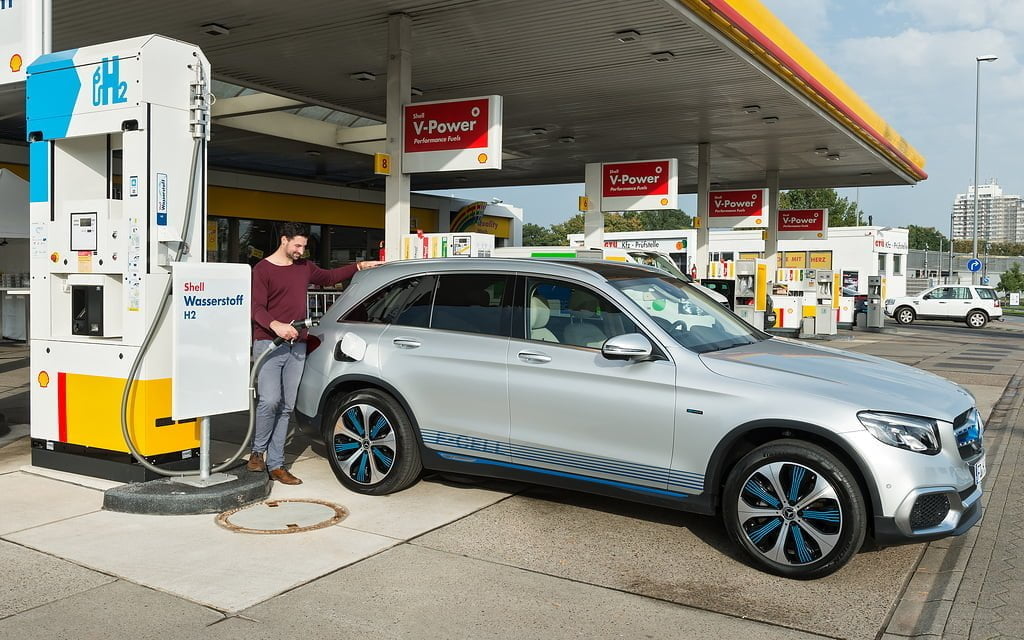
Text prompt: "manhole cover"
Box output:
[[216, 499, 348, 534]]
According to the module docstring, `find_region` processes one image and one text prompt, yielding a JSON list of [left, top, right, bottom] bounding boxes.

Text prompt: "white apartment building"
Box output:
[[951, 182, 1023, 244]]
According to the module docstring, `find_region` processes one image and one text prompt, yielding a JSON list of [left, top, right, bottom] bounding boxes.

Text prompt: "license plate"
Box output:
[[974, 457, 987, 485]]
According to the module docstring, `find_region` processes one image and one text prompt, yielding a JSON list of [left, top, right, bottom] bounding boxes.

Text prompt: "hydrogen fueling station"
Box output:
[[0, 1, 930, 512]]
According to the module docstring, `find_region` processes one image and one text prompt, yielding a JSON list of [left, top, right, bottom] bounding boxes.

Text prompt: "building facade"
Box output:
[[951, 182, 1023, 244]]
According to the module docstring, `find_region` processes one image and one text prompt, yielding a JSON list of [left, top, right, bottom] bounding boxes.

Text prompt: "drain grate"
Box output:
[[216, 499, 348, 534]]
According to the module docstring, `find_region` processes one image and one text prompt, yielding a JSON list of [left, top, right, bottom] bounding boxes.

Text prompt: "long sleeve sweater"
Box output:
[[251, 259, 358, 342]]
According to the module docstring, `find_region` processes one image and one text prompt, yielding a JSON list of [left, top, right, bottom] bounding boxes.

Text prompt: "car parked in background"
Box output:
[[297, 258, 984, 579], [885, 285, 1003, 328]]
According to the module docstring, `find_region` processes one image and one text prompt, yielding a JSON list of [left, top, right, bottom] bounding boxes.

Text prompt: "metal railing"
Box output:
[[307, 290, 343, 322]]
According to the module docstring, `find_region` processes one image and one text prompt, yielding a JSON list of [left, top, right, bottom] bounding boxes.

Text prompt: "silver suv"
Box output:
[[296, 259, 985, 579], [885, 284, 1003, 328]]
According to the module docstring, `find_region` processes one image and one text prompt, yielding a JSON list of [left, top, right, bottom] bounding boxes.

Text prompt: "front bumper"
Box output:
[[873, 480, 983, 545]]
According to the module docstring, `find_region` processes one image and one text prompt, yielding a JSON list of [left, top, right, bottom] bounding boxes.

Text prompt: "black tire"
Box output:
[[965, 310, 988, 329], [722, 439, 867, 579], [894, 306, 915, 325], [323, 389, 422, 495]]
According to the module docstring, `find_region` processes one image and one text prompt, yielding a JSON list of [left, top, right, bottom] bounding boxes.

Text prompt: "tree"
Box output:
[[548, 212, 643, 243], [522, 222, 560, 247], [622, 209, 693, 231], [997, 263, 1024, 293], [778, 188, 863, 227], [907, 225, 949, 251]]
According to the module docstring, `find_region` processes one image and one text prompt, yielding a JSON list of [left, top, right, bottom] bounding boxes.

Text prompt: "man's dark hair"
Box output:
[[280, 222, 310, 240]]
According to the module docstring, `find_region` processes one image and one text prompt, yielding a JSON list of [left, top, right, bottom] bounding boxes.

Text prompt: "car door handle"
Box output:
[[517, 350, 551, 364], [392, 337, 422, 349]]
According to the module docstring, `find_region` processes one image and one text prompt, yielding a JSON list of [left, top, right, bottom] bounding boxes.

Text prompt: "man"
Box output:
[[248, 222, 380, 484]]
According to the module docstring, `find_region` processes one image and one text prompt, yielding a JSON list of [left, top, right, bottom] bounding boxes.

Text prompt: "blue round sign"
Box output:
[[967, 258, 983, 273], [982, 276, 990, 285]]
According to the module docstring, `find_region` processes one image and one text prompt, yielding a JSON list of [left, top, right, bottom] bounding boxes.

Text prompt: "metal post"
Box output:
[[199, 416, 210, 480], [972, 55, 998, 284], [765, 170, 780, 272], [947, 213, 954, 284], [384, 13, 412, 261], [695, 143, 710, 280]]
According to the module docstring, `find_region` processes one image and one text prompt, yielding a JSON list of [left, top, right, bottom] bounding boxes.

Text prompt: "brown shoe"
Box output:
[[246, 452, 266, 472], [270, 467, 302, 485]]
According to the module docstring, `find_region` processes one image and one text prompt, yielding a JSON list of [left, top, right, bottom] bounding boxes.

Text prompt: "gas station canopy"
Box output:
[[0, 0, 926, 193]]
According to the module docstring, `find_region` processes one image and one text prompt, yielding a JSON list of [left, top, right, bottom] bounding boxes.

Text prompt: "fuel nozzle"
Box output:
[[273, 318, 318, 346]]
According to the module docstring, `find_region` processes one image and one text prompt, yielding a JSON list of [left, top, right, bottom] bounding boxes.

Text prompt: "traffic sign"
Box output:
[[967, 258, 983, 273], [981, 276, 990, 285]]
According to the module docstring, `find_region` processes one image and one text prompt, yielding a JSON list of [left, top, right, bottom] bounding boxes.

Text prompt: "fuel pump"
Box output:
[[27, 36, 248, 483], [866, 276, 886, 329], [813, 270, 837, 335], [732, 259, 772, 329]]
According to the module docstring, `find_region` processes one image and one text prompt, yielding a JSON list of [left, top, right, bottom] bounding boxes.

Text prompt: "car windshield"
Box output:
[[609, 275, 768, 353], [628, 251, 690, 281]]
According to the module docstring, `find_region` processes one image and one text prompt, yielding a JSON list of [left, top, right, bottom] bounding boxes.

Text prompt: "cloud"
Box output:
[[883, 0, 1024, 34], [759, 0, 832, 48]]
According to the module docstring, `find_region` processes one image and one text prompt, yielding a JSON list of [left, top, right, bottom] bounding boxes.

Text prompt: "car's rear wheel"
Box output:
[[966, 310, 988, 329], [324, 389, 422, 495], [894, 306, 915, 325], [723, 440, 867, 579]]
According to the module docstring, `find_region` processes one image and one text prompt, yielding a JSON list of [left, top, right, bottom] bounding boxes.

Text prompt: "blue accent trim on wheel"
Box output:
[[791, 525, 814, 564], [372, 448, 393, 469], [346, 408, 364, 436], [335, 442, 360, 453], [801, 509, 841, 523], [356, 452, 369, 482], [748, 517, 783, 544], [370, 416, 388, 438], [744, 479, 782, 508], [789, 466, 805, 502]]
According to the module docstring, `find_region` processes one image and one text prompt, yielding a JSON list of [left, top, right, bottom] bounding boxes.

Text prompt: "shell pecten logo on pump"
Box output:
[[10, 54, 22, 73]]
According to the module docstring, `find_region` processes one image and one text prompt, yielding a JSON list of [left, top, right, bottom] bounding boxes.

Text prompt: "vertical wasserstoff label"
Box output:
[[156, 173, 168, 226]]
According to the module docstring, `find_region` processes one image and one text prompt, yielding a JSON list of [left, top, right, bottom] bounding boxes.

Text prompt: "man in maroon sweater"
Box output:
[[248, 222, 380, 484]]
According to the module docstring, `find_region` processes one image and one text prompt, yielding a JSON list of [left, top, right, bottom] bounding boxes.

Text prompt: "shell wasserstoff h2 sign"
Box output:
[[586, 159, 678, 212], [708, 188, 769, 228], [778, 208, 829, 240], [403, 95, 502, 173]]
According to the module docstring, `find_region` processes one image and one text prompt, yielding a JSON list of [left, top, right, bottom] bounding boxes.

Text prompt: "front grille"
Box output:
[[910, 494, 951, 530], [954, 409, 984, 460]]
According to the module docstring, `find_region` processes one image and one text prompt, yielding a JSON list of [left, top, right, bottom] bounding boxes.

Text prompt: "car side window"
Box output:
[[951, 287, 971, 300], [527, 279, 637, 349], [923, 288, 946, 300], [976, 288, 997, 300], [341, 275, 436, 327], [431, 274, 511, 337]]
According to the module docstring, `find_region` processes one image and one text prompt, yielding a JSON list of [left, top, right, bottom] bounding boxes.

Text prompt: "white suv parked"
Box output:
[[885, 285, 1003, 328]]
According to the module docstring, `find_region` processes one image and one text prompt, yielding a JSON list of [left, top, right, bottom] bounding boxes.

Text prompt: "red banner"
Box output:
[[710, 189, 766, 217], [404, 98, 489, 153], [778, 209, 826, 232], [602, 160, 670, 197]]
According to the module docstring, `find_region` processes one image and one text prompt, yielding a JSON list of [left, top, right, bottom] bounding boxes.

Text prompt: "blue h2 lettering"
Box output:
[[91, 57, 128, 106]]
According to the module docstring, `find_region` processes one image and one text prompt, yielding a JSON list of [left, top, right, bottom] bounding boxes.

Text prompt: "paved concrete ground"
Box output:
[[1, 320, 1022, 639]]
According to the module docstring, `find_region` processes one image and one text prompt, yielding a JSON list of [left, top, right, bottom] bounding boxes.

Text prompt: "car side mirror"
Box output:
[[602, 333, 654, 361]]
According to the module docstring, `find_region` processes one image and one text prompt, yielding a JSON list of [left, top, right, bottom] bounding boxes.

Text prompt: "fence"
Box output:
[[306, 290, 344, 322]]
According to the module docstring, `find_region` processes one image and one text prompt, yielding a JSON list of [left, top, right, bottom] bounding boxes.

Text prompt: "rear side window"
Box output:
[[341, 276, 436, 327], [976, 288, 998, 300], [431, 274, 511, 337]]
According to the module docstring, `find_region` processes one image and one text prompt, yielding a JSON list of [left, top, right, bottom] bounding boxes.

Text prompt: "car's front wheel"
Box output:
[[723, 439, 867, 579], [324, 388, 422, 495], [965, 310, 988, 329], [894, 306, 915, 325]]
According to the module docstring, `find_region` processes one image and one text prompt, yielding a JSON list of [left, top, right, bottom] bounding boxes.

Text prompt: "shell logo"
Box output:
[[816, 232, 824, 238], [659, 198, 669, 206], [10, 54, 22, 73], [477, 153, 488, 164], [37, 371, 49, 388], [755, 218, 762, 225]]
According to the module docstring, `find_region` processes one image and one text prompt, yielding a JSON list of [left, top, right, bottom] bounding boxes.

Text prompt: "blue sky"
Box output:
[[423, 0, 1023, 234]]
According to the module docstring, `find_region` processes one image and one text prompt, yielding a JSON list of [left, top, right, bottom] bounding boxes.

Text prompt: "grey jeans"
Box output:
[[252, 340, 306, 470]]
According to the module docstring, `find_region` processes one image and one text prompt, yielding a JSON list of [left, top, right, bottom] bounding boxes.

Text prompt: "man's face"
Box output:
[[282, 235, 308, 261]]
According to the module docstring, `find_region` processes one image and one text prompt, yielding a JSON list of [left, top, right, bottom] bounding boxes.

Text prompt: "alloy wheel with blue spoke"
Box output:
[[724, 441, 867, 579], [333, 403, 397, 486], [737, 462, 842, 566]]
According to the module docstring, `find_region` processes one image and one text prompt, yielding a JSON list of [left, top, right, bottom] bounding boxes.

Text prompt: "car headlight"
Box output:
[[858, 412, 941, 454]]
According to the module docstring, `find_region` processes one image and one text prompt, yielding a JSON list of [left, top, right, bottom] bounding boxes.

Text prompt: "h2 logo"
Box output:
[[92, 56, 128, 106]]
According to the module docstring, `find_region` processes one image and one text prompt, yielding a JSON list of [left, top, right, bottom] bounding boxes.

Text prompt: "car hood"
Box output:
[[699, 338, 973, 422]]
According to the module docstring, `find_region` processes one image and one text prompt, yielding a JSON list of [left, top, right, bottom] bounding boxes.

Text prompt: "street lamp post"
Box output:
[[972, 54, 998, 284], [948, 212, 954, 284]]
